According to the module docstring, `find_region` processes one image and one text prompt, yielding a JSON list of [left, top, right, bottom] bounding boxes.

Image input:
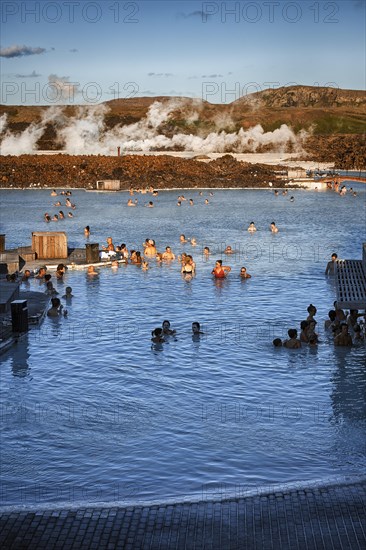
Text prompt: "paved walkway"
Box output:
[[0, 478, 365, 549]]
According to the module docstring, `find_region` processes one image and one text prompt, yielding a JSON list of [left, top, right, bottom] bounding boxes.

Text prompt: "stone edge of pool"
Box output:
[[1, 473, 365, 513], [1, 475, 365, 550]]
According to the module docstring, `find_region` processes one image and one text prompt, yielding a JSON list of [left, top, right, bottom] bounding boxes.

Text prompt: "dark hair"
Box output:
[[307, 304, 316, 314], [152, 327, 163, 337], [328, 310, 336, 321], [163, 320, 170, 327], [288, 328, 297, 338], [192, 322, 201, 330], [51, 297, 60, 307], [300, 320, 308, 330], [331, 253, 338, 258], [44, 274, 52, 282], [273, 338, 282, 347]]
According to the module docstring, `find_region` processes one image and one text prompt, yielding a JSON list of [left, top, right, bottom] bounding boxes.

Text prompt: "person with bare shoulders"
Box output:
[[134, 251, 142, 264], [300, 320, 309, 343], [334, 323, 352, 346], [127, 198, 136, 207], [187, 255, 196, 273], [283, 328, 302, 349], [333, 301, 346, 321], [192, 322, 204, 339], [162, 246, 175, 261], [247, 221, 257, 232], [203, 247, 210, 256], [270, 222, 279, 233], [87, 265, 99, 276], [151, 327, 165, 344], [102, 237, 115, 252], [181, 258, 194, 275], [180, 234, 187, 243], [240, 267, 251, 279], [306, 304, 317, 322], [36, 266, 47, 279], [144, 239, 157, 256], [22, 269, 32, 282], [47, 297, 63, 317], [306, 320, 319, 343], [142, 260, 149, 271], [162, 320, 176, 336], [212, 260, 231, 278], [224, 245, 234, 254], [347, 309, 363, 331], [190, 238, 197, 246]]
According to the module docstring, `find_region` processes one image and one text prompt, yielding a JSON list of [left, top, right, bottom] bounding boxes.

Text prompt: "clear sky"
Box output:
[[1, 0, 365, 105]]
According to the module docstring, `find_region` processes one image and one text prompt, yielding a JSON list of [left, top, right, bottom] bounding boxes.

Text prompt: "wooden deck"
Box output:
[[335, 254, 366, 309]]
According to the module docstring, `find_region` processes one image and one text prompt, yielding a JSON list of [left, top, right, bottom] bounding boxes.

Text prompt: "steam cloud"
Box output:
[[0, 100, 308, 156]]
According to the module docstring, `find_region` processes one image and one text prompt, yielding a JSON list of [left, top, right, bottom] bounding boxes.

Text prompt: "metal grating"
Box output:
[[335, 259, 366, 309]]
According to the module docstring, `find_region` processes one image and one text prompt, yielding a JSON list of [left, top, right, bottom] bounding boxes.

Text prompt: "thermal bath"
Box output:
[[0, 185, 365, 508]]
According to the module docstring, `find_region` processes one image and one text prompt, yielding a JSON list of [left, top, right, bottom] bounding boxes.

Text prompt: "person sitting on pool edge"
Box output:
[[283, 328, 302, 349], [212, 260, 231, 278]]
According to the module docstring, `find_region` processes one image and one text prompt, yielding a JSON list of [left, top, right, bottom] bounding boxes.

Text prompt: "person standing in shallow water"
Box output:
[[325, 253, 338, 275], [212, 260, 231, 278], [283, 329, 302, 349], [334, 323, 353, 346]]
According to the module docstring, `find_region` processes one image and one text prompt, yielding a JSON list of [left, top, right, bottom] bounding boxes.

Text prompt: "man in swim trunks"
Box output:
[[212, 260, 231, 278]]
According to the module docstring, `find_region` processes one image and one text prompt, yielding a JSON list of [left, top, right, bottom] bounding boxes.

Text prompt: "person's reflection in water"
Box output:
[[11, 334, 30, 377]]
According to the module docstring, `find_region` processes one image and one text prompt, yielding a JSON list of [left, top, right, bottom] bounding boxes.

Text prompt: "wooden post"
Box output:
[[0, 234, 5, 253]]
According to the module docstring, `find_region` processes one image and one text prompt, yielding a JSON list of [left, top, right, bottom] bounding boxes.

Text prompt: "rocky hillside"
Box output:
[[0, 86, 365, 166]]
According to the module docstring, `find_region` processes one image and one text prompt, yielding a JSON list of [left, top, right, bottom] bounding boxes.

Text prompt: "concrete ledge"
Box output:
[[0, 477, 365, 549]]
